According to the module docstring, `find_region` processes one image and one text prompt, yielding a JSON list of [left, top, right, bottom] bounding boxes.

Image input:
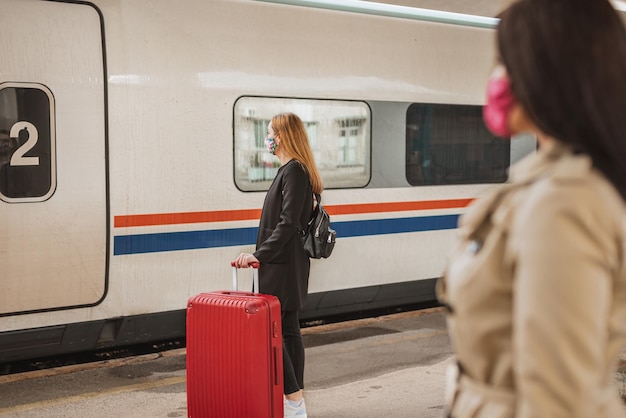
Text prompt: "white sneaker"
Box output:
[[284, 398, 307, 418]]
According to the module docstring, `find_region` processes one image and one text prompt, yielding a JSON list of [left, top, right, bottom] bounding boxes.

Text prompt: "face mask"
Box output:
[[483, 71, 516, 137], [264, 137, 278, 154]]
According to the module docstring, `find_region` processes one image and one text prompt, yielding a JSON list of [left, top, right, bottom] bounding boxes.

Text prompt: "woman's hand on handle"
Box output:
[[232, 253, 260, 268]]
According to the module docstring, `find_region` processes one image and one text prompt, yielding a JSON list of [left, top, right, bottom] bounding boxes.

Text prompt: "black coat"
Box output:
[[253, 159, 313, 311]]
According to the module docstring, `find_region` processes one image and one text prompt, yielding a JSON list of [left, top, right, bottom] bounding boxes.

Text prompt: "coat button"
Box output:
[[467, 240, 482, 254]]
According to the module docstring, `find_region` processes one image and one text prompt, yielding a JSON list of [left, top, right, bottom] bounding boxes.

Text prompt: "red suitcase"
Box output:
[[186, 263, 283, 418]]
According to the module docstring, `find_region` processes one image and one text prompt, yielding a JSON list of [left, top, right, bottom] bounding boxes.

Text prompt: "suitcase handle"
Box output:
[[230, 262, 260, 292]]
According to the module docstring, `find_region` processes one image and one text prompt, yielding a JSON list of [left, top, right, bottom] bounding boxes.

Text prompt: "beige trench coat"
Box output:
[[438, 141, 626, 417]]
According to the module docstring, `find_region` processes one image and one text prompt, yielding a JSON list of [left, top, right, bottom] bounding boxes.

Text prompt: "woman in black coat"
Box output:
[[234, 112, 323, 418]]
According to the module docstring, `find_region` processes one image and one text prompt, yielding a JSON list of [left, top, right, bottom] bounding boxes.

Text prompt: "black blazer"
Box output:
[[253, 159, 313, 311]]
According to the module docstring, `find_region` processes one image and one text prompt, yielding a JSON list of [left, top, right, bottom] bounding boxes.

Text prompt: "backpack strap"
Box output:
[[299, 192, 319, 237]]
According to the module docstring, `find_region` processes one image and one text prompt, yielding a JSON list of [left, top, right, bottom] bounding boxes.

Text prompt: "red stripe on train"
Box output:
[[114, 198, 473, 228]]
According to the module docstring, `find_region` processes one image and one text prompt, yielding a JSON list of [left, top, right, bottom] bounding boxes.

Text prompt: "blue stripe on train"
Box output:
[[113, 214, 460, 255]]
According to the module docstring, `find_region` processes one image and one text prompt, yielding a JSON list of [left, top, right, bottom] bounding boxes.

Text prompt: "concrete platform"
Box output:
[[1, 307, 624, 417], [0, 308, 452, 417]]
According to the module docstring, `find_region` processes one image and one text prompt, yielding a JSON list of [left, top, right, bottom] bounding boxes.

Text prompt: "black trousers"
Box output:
[[282, 310, 305, 395]]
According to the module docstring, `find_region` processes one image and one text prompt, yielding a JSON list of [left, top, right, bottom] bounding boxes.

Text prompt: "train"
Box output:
[[0, 0, 538, 365]]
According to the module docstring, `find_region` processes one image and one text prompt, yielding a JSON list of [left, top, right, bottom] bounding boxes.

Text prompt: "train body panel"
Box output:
[[1, 0, 532, 362], [1, 0, 107, 316]]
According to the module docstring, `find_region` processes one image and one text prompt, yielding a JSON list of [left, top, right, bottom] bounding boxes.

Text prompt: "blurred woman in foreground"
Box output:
[[438, 0, 626, 416]]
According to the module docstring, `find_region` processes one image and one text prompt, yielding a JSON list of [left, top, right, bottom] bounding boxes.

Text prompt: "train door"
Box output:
[[0, 0, 107, 315]]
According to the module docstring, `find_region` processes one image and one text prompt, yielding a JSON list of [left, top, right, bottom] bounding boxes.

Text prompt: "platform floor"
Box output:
[[0, 308, 451, 417], [0, 308, 624, 417]]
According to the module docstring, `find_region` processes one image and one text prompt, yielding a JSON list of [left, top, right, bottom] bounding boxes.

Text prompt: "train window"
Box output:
[[406, 103, 508, 186], [234, 97, 371, 191], [0, 83, 56, 202]]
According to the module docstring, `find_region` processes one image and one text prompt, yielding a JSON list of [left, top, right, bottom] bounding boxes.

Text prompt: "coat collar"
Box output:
[[509, 140, 592, 185], [460, 140, 593, 233], [278, 158, 296, 172]]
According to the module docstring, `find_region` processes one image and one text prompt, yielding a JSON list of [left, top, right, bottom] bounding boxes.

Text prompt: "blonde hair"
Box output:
[[272, 112, 324, 194]]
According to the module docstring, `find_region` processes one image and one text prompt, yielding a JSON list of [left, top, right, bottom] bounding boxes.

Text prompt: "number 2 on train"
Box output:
[[10, 121, 40, 166]]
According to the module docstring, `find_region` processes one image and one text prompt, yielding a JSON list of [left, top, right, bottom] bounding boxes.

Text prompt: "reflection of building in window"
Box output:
[[233, 97, 371, 191], [245, 118, 320, 183], [305, 123, 317, 150], [405, 103, 509, 186], [336, 117, 365, 167], [253, 119, 270, 149], [245, 118, 274, 182]]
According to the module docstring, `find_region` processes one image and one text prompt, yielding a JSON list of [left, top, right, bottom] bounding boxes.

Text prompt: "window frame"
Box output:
[[233, 96, 372, 192]]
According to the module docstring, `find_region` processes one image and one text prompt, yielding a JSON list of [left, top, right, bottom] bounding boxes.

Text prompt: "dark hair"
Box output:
[[498, 0, 626, 200]]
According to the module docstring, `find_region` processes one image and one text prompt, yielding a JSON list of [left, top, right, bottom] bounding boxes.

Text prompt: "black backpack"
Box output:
[[301, 194, 336, 259]]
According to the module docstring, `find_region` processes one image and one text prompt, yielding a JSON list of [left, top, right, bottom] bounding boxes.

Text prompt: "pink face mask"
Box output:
[[483, 68, 516, 138]]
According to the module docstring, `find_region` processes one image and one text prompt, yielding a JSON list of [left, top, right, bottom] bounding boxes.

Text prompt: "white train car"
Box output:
[[0, 0, 534, 364]]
